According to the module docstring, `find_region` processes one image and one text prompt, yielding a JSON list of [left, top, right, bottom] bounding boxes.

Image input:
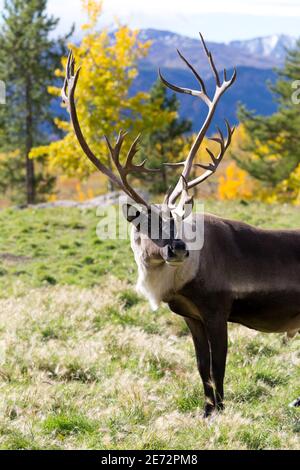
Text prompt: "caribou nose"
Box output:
[[167, 240, 189, 261], [173, 239, 187, 254]]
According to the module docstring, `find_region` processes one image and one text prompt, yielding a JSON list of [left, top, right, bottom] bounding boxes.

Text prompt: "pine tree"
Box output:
[[140, 80, 192, 194], [0, 0, 72, 204], [237, 39, 300, 187]]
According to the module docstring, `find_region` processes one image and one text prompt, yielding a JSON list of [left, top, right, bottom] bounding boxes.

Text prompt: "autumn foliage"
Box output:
[[31, 0, 174, 183]]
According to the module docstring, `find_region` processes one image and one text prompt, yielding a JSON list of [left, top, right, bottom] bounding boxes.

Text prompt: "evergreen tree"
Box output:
[[140, 81, 192, 194], [0, 0, 72, 204], [237, 39, 300, 187]]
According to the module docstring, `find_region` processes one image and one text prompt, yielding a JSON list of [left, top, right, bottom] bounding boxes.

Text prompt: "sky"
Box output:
[[1, 0, 300, 41]]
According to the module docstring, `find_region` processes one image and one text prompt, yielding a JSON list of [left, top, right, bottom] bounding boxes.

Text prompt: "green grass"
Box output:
[[0, 200, 299, 449], [43, 412, 97, 437], [0, 206, 134, 297]]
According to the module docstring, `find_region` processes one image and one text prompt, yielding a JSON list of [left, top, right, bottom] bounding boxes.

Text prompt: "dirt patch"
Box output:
[[0, 253, 32, 264]]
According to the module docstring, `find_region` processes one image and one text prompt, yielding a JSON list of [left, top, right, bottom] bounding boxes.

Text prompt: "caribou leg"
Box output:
[[185, 317, 216, 417], [206, 315, 228, 411]]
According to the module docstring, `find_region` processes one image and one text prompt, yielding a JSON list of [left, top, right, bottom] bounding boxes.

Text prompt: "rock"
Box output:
[[15, 191, 150, 210], [34, 200, 79, 209]]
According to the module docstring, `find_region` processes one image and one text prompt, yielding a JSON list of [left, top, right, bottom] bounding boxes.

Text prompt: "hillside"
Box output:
[[138, 29, 295, 72]]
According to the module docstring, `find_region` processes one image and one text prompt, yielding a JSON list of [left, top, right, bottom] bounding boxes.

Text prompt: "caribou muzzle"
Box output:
[[164, 240, 189, 266]]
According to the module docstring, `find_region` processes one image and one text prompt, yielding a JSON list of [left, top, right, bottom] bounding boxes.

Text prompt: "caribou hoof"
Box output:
[[217, 402, 225, 412], [203, 404, 215, 418], [203, 402, 225, 418]]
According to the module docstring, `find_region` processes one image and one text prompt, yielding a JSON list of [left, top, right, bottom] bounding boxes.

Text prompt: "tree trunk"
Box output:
[[26, 154, 35, 205], [161, 148, 168, 192], [25, 78, 35, 205], [162, 166, 168, 192]]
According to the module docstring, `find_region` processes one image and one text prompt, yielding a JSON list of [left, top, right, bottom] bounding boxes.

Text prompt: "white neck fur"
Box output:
[[131, 230, 199, 311]]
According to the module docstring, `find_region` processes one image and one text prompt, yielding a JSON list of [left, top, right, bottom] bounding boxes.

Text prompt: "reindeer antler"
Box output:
[[62, 51, 159, 208], [159, 33, 236, 214], [62, 35, 236, 220]]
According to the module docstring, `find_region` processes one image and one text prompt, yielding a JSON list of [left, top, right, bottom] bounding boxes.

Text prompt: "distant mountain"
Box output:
[[134, 66, 277, 133], [230, 34, 297, 62], [138, 29, 296, 73], [52, 30, 295, 136], [132, 30, 295, 132]]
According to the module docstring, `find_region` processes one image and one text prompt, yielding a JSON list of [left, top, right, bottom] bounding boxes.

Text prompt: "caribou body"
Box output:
[[129, 210, 300, 415], [62, 34, 299, 417]]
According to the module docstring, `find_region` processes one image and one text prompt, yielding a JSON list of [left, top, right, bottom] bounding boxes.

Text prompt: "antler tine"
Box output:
[[188, 120, 235, 188], [126, 135, 160, 174], [158, 68, 195, 96], [199, 32, 221, 87], [106, 130, 159, 175], [61, 79, 68, 104], [111, 130, 128, 167], [196, 148, 218, 171], [105, 133, 124, 169], [176, 49, 207, 95], [105, 131, 160, 181], [206, 122, 233, 166], [164, 161, 186, 167], [225, 120, 235, 146], [229, 68, 237, 85], [209, 126, 225, 153], [67, 50, 74, 79], [126, 133, 141, 167], [62, 51, 73, 104], [223, 67, 237, 86], [159, 65, 211, 107], [217, 126, 224, 142], [104, 135, 114, 155]]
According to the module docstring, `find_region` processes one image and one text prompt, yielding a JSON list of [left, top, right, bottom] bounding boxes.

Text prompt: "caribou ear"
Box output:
[[122, 203, 141, 224]]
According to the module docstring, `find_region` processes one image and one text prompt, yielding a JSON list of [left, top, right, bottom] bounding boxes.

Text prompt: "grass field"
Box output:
[[0, 200, 299, 450]]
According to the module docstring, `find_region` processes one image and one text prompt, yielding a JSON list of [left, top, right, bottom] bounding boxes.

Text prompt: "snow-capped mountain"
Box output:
[[230, 34, 297, 62], [138, 29, 296, 74], [53, 29, 296, 135], [132, 29, 296, 131]]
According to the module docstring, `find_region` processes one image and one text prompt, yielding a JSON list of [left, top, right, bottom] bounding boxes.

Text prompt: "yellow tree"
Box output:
[[216, 125, 252, 200], [31, 0, 174, 185]]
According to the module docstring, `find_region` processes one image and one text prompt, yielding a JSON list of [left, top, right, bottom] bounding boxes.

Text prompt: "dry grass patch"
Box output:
[[0, 280, 299, 449]]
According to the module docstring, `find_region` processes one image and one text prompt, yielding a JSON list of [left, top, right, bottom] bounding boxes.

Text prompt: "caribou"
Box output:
[[62, 34, 300, 417]]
